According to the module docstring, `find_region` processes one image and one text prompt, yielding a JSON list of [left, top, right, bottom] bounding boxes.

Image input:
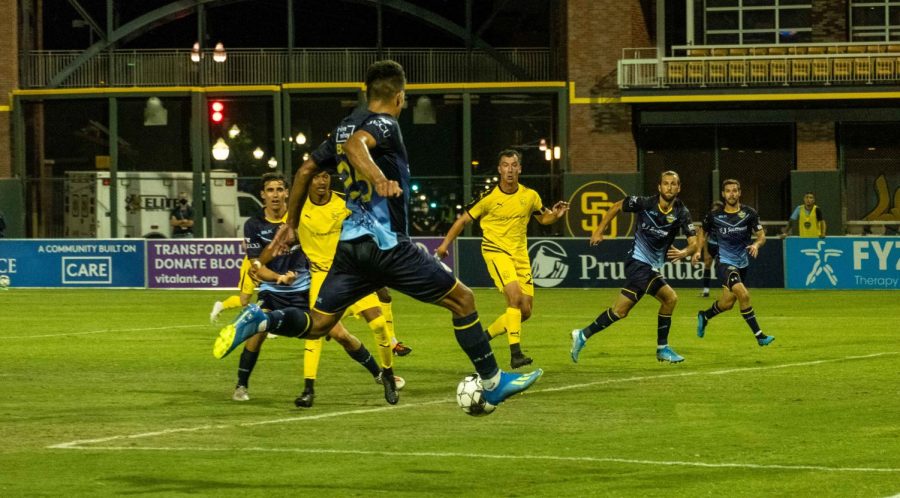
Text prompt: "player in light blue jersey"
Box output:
[[694, 179, 774, 346], [570, 171, 699, 364], [268, 60, 542, 410]]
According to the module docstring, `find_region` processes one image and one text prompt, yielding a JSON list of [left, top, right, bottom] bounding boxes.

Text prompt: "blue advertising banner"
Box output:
[[456, 237, 784, 289], [785, 237, 900, 290], [0, 239, 145, 287]]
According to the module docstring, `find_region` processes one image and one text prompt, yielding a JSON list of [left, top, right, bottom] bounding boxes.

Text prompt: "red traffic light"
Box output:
[[210, 101, 225, 123]]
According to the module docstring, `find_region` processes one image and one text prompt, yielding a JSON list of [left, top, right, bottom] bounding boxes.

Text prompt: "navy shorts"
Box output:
[[621, 258, 667, 302], [315, 237, 458, 315], [715, 262, 748, 290], [258, 290, 310, 312]]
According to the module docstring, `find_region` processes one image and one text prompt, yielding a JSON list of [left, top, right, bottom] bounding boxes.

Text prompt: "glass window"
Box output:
[[840, 122, 900, 224], [853, 6, 886, 26], [744, 32, 777, 44], [890, 6, 900, 25], [744, 0, 775, 6], [744, 10, 776, 30], [704, 2, 812, 45], [707, 33, 741, 44], [708, 11, 740, 30], [707, 0, 739, 6], [639, 126, 716, 218], [780, 9, 812, 29]]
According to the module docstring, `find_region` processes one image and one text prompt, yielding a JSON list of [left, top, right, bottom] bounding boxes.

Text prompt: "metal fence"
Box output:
[[22, 48, 553, 88]]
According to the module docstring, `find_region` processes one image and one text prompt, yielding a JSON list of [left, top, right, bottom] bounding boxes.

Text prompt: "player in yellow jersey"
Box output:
[[295, 170, 408, 408], [436, 149, 569, 368]]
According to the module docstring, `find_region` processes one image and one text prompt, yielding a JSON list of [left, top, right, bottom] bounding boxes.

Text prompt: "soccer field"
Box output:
[[1, 288, 898, 497]]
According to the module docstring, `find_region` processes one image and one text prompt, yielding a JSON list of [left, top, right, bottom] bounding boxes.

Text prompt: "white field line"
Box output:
[[1, 324, 208, 339], [48, 351, 897, 453], [51, 446, 900, 473]]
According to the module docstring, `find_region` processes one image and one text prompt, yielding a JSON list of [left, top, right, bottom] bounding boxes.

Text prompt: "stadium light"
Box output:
[[190, 42, 201, 63], [228, 124, 241, 139], [553, 146, 561, 160], [295, 132, 307, 145], [544, 149, 552, 161], [539, 138, 547, 151], [252, 147, 264, 160], [267, 157, 278, 168]]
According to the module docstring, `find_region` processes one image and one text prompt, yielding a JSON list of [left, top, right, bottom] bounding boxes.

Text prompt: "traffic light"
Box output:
[[210, 101, 224, 123]]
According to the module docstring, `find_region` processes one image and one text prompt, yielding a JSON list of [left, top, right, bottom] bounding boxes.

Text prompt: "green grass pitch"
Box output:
[[1, 287, 898, 496]]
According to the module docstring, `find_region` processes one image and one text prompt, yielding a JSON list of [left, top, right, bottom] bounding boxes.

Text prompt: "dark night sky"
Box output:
[[40, 0, 553, 50]]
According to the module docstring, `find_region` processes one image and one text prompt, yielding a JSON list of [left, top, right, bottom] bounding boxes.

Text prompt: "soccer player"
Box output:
[[214, 173, 396, 405], [570, 170, 698, 364], [435, 149, 569, 368], [699, 200, 724, 298], [295, 169, 407, 408], [209, 248, 256, 323], [270, 60, 542, 409], [694, 179, 775, 347]]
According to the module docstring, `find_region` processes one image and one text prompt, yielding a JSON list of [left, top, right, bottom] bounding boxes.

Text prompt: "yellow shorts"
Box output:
[[238, 257, 257, 295], [483, 251, 534, 296], [310, 270, 380, 318]]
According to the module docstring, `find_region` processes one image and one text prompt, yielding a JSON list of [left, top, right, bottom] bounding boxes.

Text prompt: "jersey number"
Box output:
[[336, 159, 373, 203]]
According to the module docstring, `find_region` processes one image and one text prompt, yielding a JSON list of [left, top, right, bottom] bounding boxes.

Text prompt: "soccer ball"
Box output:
[[456, 374, 496, 416], [0, 275, 9, 289]]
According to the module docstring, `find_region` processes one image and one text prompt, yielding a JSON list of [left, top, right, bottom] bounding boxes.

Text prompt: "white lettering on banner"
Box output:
[[854, 276, 899, 287], [154, 258, 208, 270], [853, 240, 900, 271], [153, 274, 220, 286], [65, 263, 109, 278], [61, 257, 113, 284], [156, 244, 237, 256], [579, 256, 626, 280], [0, 258, 16, 273], [209, 258, 241, 270]]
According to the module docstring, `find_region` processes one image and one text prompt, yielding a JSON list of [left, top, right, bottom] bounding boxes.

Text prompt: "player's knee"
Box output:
[[376, 287, 392, 303], [520, 306, 532, 322], [662, 290, 678, 308], [719, 298, 735, 311], [443, 282, 476, 316]]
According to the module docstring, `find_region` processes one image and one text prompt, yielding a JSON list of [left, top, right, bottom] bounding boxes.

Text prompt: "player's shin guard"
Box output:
[[367, 315, 393, 369], [237, 348, 260, 387], [453, 312, 499, 380], [704, 302, 724, 320], [347, 344, 381, 377], [505, 307, 522, 346], [380, 301, 397, 344], [265, 308, 311, 338], [486, 314, 506, 339], [222, 295, 243, 310], [657, 313, 672, 346], [583, 308, 620, 339], [741, 307, 762, 335], [303, 338, 323, 380]]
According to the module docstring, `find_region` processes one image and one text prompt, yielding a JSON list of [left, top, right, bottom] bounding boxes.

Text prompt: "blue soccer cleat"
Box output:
[[656, 345, 684, 363], [696, 311, 708, 338], [570, 329, 587, 363], [757, 335, 775, 347], [213, 304, 266, 359], [482, 369, 543, 406]]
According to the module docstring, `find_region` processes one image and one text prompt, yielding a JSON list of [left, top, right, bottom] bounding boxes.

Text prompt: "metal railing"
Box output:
[[21, 48, 553, 88], [619, 45, 900, 88]]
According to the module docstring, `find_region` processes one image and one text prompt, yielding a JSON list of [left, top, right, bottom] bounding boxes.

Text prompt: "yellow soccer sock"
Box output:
[[303, 337, 324, 380], [487, 314, 507, 338], [505, 307, 522, 346], [222, 295, 243, 310], [368, 316, 392, 369], [380, 301, 397, 345]]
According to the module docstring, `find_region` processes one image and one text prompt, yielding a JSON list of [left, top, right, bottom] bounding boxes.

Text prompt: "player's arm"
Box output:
[[691, 226, 707, 264], [252, 261, 294, 284], [747, 228, 766, 258], [535, 201, 570, 225], [265, 158, 320, 265], [344, 130, 401, 198], [817, 210, 827, 238], [590, 199, 623, 246], [436, 212, 473, 258]]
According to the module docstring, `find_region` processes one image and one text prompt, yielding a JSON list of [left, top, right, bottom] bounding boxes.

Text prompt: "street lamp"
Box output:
[[252, 147, 264, 160], [228, 124, 241, 139], [213, 42, 227, 63], [212, 138, 230, 161], [267, 157, 278, 169], [295, 132, 307, 145], [190, 42, 201, 63]]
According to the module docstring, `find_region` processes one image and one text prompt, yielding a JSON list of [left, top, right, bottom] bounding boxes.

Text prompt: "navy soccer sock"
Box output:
[[582, 308, 621, 339], [703, 301, 724, 321], [265, 308, 311, 338], [453, 312, 499, 380], [657, 313, 672, 346], [741, 307, 766, 337], [237, 348, 260, 388], [347, 344, 381, 378]]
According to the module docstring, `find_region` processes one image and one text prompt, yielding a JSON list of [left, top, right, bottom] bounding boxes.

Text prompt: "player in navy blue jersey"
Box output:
[[570, 171, 699, 364], [213, 173, 394, 404], [693, 179, 775, 346], [699, 200, 724, 297], [268, 60, 541, 409]]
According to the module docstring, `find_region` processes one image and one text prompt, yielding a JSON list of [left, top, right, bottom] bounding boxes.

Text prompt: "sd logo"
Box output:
[[565, 181, 634, 238]]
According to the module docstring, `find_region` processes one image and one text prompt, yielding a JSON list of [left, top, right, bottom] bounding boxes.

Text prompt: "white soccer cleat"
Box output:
[[210, 301, 225, 323], [232, 385, 250, 401]]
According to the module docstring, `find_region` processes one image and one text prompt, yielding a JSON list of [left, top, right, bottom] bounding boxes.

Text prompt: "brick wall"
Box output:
[[0, 0, 18, 179], [797, 121, 837, 171], [812, 0, 848, 42], [567, 0, 648, 174]]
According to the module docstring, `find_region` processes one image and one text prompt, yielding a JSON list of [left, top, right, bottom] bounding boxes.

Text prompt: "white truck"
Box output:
[[64, 170, 263, 238]]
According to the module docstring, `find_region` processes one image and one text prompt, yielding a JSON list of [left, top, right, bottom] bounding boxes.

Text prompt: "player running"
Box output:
[[698, 200, 723, 298], [570, 170, 698, 364], [213, 173, 397, 405], [266, 60, 542, 409], [693, 179, 775, 346], [436, 148, 568, 369]]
